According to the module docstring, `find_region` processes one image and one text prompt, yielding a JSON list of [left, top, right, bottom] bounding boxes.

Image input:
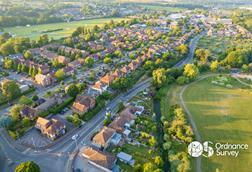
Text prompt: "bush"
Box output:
[[19, 96, 33, 105], [8, 130, 18, 140], [15, 161, 40, 172], [176, 76, 189, 85]]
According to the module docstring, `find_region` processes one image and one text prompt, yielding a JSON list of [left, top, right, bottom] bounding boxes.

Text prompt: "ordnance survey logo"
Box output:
[[188, 141, 214, 157], [188, 141, 249, 158]]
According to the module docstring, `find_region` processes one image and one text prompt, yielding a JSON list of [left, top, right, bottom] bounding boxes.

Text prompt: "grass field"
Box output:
[[3, 17, 127, 40], [183, 75, 252, 172], [138, 4, 185, 12], [158, 84, 196, 172]]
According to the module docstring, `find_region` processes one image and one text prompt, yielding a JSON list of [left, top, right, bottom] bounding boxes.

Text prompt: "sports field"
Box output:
[[183, 75, 252, 172], [3, 17, 127, 40]]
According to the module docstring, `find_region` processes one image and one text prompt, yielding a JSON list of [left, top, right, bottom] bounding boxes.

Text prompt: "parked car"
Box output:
[[72, 134, 79, 140]]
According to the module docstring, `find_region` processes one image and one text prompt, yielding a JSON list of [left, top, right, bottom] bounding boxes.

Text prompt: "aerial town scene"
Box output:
[[0, 0, 251, 172]]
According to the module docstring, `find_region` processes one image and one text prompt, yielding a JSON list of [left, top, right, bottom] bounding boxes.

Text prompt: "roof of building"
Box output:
[[92, 127, 116, 145], [109, 106, 136, 132], [117, 152, 133, 162], [82, 147, 116, 170], [100, 74, 114, 85], [72, 95, 96, 112], [36, 117, 50, 126]]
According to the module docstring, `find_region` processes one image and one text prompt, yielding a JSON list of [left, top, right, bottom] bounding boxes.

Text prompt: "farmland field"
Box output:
[[183, 75, 252, 172], [3, 17, 127, 40]]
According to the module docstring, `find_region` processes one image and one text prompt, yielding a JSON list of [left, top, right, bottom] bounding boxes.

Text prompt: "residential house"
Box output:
[[35, 96, 63, 112], [68, 60, 81, 69], [82, 147, 117, 172], [40, 50, 57, 60], [54, 55, 70, 65], [38, 64, 50, 75], [72, 95, 96, 114], [109, 106, 136, 133], [111, 69, 122, 78], [62, 66, 74, 76], [120, 66, 131, 75], [92, 126, 116, 149], [20, 106, 38, 120], [35, 117, 66, 140], [35, 74, 53, 87], [128, 60, 140, 71], [90, 81, 108, 94], [100, 74, 115, 86]]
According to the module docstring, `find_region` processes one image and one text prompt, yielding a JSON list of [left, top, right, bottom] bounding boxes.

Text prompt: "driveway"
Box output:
[[73, 147, 102, 172], [16, 128, 52, 148]]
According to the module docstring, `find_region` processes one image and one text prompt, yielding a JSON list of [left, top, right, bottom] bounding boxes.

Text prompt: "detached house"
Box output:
[[82, 147, 117, 172], [35, 117, 66, 140], [91, 81, 108, 94], [72, 95, 96, 114], [54, 55, 70, 65], [109, 106, 136, 134], [35, 74, 53, 87], [100, 74, 115, 86], [92, 127, 116, 149], [38, 64, 50, 75], [20, 106, 38, 120], [68, 60, 81, 69]]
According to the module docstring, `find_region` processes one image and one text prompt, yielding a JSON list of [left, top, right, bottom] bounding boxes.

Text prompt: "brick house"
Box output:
[[35, 117, 66, 140], [35, 74, 53, 87], [72, 95, 96, 114]]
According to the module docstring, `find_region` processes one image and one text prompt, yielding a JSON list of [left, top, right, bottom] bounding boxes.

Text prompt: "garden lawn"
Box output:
[[4, 17, 127, 40], [183, 76, 252, 172]]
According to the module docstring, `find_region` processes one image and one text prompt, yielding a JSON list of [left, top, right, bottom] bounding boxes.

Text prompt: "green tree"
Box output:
[[10, 105, 23, 121], [66, 84, 79, 97], [177, 44, 188, 55], [17, 63, 22, 73], [103, 57, 112, 64], [24, 50, 32, 59], [55, 69, 65, 81], [183, 64, 199, 80], [176, 76, 189, 85], [38, 34, 49, 46], [15, 161, 40, 172], [154, 156, 163, 167], [195, 49, 210, 64], [134, 164, 142, 172], [21, 64, 27, 73], [3, 58, 14, 69], [19, 96, 33, 105], [85, 57, 94, 67], [22, 117, 30, 127], [210, 60, 219, 72], [2, 80, 21, 101], [152, 68, 167, 88], [111, 77, 131, 91], [143, 162, 155, 172]]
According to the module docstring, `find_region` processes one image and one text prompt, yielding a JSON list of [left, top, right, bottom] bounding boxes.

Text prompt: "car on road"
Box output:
[[72, 134, 79, 140]]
